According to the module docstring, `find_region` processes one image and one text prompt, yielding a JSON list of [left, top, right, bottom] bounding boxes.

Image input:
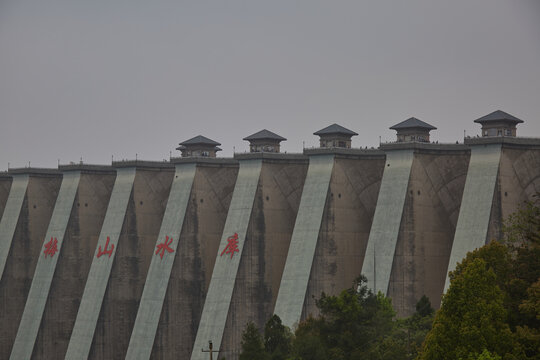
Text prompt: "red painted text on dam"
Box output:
[[43, 237, 58, 258], [220, 233, 239, 259], [97, 236, 115, 258], [156, 236, 174, 259]]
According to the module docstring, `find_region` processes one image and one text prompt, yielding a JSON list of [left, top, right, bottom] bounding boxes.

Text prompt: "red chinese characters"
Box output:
[[97, 236, 115, 258], [220, 233, 239, 259], [43, 237, 58, 258], [155, 236, 174, 259]]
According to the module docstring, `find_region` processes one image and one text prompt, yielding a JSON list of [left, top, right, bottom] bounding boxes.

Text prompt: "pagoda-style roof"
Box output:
[[178, 135, 221, 147], [390, 117, 437, 130], [243, 129, 286, 141], [177, 144, 222, 151], [473, 110, 524, 124], [313, 124, 358, 136]]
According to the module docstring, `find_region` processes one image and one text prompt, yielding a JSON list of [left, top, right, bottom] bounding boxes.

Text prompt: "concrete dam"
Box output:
[[0, 111, 539, 359]]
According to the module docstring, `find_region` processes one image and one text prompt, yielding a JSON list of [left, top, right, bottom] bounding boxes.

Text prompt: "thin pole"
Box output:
[[202, 340, 220, 360]]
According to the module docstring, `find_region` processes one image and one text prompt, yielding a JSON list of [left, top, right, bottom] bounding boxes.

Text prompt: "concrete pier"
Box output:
[[274, 149, 387, 329], [0, 174, 12, 222], [149, 159, 238, 360], [219, 153, 308, 359], [444, 144, 501, 291], [10, 171, 81, 360], [0, 169, 61, 358], [361, 150, 414, 295], [383, 144, 469, 315], [0, 175, 28, 282], [274, 154, 335, 329], [302, 150, 386, 319], [31, 165, 116, 359], [492, 139, 540, 240], [66, 162, 175, 360], [444, 138, 540, 292], [126, 163, 196, 360], [191, 159, 262, 360], [65, 167, 137, 359]]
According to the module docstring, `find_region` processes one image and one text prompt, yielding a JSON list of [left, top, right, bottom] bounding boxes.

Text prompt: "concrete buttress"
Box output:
[[274, 154, 334, 329], [0, 175, 28, 282], [65, 168, 136, 359], [0, 170, 61, 358], [191, 159, 262, 360], [126, 163, 196, 360], [444, 144, 501, 292], [10, 171, 80, 359], [361, 150, 414, 295]]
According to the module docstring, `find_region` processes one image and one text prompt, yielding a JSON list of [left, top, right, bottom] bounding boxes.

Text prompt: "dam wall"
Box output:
[[0, 135, 539, 359], [493, 141, 540, 239], [0, 169, 61, 359], [0, 175, 28, 283], [0, 175, 12, 220]]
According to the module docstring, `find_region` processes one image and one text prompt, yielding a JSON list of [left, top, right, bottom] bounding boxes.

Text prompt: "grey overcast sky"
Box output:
[[1, 0, 539, 170]]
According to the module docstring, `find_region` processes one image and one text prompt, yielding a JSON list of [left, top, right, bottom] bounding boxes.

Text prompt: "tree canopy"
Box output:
[[419, 193, 540, 359], [239, 276, 434, 360]]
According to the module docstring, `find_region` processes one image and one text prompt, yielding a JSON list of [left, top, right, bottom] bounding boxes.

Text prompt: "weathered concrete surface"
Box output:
[[87, 166, 173, 359], [11, 171, 81, 360], [487, 145, 540, 242], [301, 154, 386, 320], [0, 175, 27, 282], [0, 171, 61, 359], [150, 162, 238, 360], [445, 144, 501, 291], [274, 154, 335, 329], [191, 159, 262, 360], [362, 150, 414, 295], [31, 169, 115, 359], [387, 150, 469, 315], [0, 175, 12, 221], [220, 157, 308, 359], [65, 167, 137, 359], [126, 163, 196, 360]]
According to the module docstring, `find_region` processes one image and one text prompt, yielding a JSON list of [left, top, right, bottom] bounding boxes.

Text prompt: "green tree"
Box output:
[[291, 276, 398, 360], [239, 322, 270, 360], [466, 349, 503, 360], [420, 194, 540, 359], [514, 278, 540, 358], [367, 296, 434, 360], [504, 193, 540, 247], [419, 258, 515, 359], [415, 295, 434, 318], [263, 315, 292, 360], [290, 316, 329, 360]]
